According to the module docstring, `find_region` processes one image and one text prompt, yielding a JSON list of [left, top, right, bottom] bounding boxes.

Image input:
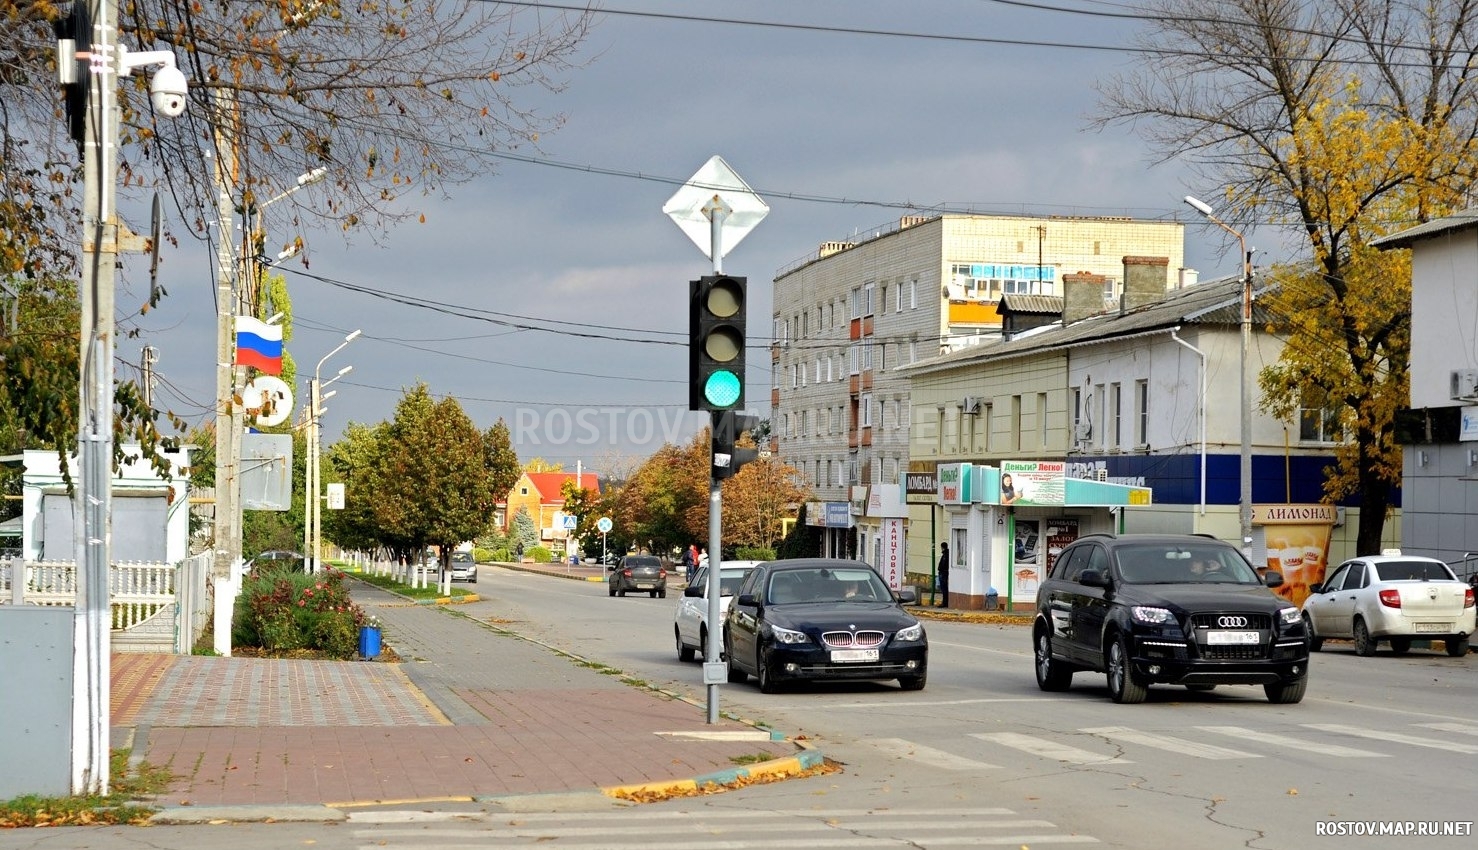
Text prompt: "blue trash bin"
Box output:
[[358, 624, 382, 659]]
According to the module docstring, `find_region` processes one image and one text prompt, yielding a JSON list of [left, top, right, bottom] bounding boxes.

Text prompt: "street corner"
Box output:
[[601, 749, 834, 804]]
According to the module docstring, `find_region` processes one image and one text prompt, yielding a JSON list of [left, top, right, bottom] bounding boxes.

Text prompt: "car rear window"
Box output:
[[1374, 560, 1455, 581], [624, 556, 661, 567]]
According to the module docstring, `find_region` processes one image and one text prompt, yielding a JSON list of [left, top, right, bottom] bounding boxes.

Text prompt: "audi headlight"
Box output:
[[770, 625, 811, 645], [1278, 606, 1301, 626], [1131, 606, 1175, 625], [896, 623, 924, 642]]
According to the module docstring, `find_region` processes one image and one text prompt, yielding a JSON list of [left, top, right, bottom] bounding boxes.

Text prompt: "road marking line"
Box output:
[[1415, 722, 1478, 738], [1197, 725, 1387, 757], [1079, 726, 1259, 760], [1304, 724, 1478, 754], [867, 737, 1003, 770], [971, 732, 1131, 765]]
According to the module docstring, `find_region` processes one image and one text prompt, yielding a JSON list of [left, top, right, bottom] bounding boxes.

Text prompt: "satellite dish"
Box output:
[[242, 375, 294, 427]]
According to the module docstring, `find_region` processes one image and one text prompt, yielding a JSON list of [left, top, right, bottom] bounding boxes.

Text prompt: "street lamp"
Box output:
[[304, 330, 360, 572], [1184, 195, 1254, 559]]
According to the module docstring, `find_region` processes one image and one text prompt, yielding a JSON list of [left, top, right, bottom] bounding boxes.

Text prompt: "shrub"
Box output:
[[233, 563, 368, 659], [735, 546, 776, 561], [527, 545, 552, 563]]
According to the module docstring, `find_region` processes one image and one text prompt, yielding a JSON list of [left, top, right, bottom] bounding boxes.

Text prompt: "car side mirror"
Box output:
[[683, 585, 703, 598], [896, 586, 917, 604], [736, 593, 758, 607], [1079, 569, 1109, 588], [606, 564, 617, 572], [1263, 570, 1284, 588]]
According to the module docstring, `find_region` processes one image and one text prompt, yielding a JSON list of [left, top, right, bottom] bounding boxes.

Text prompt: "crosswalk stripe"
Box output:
[[1415, 722, 1478, 738], [971, 732, 1131, 764], [1196, 725, 1387, 758], [1079, 726, 1258, 759], [867, 736, 1003, 770], [1304, 724, 1478, 754]]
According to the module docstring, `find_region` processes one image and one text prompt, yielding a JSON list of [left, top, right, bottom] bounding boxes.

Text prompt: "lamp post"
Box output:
[[1184, 196, 1254, 558], [305, 330, 360, 572]]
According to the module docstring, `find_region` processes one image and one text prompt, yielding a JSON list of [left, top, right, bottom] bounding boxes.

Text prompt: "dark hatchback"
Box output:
[[1032, 533, 1309, 704], [608, 554, 667, 598], [723, 559, 927, 693]]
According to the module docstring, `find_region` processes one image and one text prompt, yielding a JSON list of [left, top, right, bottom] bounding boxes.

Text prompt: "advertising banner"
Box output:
[[880, 517, 905, 591], [1254, 504, 1337, 606], [1000, 460, 1066, 506]]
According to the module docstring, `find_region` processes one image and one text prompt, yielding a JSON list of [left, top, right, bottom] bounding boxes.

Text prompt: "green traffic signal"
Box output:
[[703, 370, 742, 408]]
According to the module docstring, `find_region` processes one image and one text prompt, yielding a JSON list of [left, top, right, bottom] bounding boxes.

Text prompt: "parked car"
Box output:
[[723, 559, 927, 693], [1032, 533, 1309, 704], [1301, 551, 1475, 656], [608, 554, 667, 598], [449, 551, 477, 583], [244, 550, 305, 573], [674, 560, 761, 662]]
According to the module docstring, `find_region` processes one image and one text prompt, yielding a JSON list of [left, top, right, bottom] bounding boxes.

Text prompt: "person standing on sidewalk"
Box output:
[[937, 542, 950, 608], [682, 544, 697, 584]]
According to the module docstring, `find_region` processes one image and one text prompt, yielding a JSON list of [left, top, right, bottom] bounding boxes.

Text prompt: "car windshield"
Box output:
[[766, 567, 889, 604], [1115, 545, 1259, 584], [718, 568, 753, 596], [1374, 560, 1455, 581], [452, 553, 472, 562]]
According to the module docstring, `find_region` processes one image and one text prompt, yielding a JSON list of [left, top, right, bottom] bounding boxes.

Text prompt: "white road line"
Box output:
[[971, 732, 1132, 765], [834, 697, 1077, 708], [1304, 724, 1478, 754], [1079, 726, 1259, 760], [1415, 722, 1478, 738], [1197, 725, 1387, 758], [356, 838, 1099, 850], [866, 736, 1003, 770]]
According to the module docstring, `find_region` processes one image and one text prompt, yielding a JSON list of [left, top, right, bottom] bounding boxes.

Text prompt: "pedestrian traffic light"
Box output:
[[712, 410, 760, 480], [690, 275, 747, 412]]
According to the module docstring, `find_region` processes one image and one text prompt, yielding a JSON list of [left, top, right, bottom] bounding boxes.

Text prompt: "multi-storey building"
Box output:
[[771, 213, 1185, 559]]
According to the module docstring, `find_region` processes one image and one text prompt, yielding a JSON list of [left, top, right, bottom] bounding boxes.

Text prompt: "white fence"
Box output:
[[1, 553, 213, 653]]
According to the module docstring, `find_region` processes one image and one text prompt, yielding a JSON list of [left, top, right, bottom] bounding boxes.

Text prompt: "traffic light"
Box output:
[[690, 275, 747, 411], [712, 410, 760, 480]]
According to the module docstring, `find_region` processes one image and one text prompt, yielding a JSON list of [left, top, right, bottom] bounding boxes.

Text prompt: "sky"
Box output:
[[120, 1, 1272, 474]]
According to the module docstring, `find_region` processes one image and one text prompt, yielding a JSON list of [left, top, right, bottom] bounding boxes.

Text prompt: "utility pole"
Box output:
[[210, 88, 241, 655], [75, 0, 121, 796]]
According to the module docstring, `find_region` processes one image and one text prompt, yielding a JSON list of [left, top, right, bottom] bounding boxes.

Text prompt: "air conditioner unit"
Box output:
[[1451, 369, 1478, 400], [1073, 422, 1093, 442], [961, 396, 982, 415]]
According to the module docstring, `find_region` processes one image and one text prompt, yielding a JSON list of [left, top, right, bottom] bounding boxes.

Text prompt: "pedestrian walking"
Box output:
[[682, 544, 697, 583], [937, 542, 950, 608]]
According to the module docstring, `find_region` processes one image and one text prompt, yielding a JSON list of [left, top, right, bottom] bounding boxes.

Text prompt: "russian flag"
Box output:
[[235, 316, 283, 375]]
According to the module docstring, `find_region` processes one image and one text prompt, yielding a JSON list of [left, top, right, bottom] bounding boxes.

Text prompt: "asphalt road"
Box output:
[[2, 565, 1472, 850]]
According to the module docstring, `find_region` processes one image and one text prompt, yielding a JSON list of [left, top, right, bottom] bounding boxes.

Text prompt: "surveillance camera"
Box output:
[[149, 65, 188, 117]]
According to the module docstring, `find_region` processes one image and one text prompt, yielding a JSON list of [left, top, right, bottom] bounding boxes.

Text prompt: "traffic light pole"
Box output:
[[704, 196, 728, 724]]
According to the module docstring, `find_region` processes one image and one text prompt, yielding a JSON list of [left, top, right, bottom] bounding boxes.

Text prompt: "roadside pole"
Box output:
[[703, 198, 728, 724]]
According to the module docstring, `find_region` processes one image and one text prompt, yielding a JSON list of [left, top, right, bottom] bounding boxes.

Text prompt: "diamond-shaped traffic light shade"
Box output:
[[712, 410, 761, 480], [690, 275, 747, 411]]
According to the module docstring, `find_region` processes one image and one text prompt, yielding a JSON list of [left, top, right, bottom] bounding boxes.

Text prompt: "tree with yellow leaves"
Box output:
[[1098, 0, 1475, 554]]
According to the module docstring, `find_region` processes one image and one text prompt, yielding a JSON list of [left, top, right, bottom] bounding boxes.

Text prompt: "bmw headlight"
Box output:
[[896, 623, 924, 642], [1278, 606, 1301, 626], [1131, 606, 1175, 625], [770, 625, 811, 645]]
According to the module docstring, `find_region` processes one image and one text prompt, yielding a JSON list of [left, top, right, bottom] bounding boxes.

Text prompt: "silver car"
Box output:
[[1302, 551, 1475, 656], [449, 551, 477, 583], [674, 561, 760, 662]]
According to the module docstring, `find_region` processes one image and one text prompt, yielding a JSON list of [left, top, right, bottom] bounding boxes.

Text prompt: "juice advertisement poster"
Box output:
[[1254, 505, 1337, 607]]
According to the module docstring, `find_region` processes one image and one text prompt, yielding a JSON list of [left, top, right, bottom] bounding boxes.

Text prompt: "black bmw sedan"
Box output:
[[723, 559, 928, 693]]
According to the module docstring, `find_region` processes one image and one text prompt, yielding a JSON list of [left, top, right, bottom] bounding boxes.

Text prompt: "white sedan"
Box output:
[[674, 560, 761, 662], [1302, 551, 1475, 656]]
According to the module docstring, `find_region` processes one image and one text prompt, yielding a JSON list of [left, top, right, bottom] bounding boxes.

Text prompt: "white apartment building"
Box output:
[[771, 213, 1185, 559]]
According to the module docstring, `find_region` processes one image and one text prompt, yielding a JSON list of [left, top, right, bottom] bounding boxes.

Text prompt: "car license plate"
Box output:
[[634, 583, 653, 589], [1206, 630, 1259, 645], [1414, 622, 1449, 633], [831, 649, 879, 663]]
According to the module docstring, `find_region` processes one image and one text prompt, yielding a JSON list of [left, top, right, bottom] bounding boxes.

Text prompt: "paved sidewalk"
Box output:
[[114, 570, 813, 819]]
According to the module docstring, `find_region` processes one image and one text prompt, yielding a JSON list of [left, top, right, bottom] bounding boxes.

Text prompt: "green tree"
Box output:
[[511, 507, 538, 551], [366, 383, 493, 566], [614, 431, 708, 553], [721, 455, 809, 550], [482, 418, 521, 507], [1096, 0, 1475, 554]]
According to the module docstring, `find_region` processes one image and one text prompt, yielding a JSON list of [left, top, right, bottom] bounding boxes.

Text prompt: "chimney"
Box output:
[[1062, 271, 1109, 325], [1121, 256, 1170, 314]]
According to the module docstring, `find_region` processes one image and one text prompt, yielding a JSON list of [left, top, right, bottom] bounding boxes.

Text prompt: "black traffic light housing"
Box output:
[[689, 275, 746, 412], [712, 410, 760, 480], [54, 2, 91, 156]]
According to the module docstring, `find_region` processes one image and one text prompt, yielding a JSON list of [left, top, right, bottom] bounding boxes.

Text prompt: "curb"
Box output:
[[601, 749, 829, 800]]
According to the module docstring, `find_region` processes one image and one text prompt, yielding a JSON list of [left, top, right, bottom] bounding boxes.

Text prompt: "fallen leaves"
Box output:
[[608, 761, 841, 804]]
